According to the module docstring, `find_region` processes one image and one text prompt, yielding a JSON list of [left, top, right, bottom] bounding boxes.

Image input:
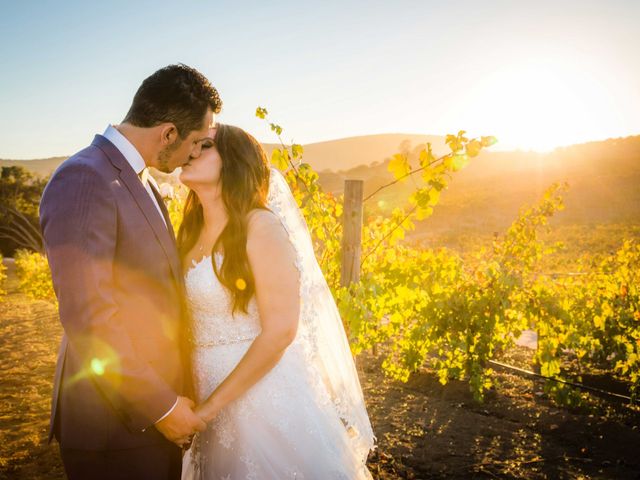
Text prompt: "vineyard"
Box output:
[[1, 110, 640, 478], [251, 108, 640, 407]]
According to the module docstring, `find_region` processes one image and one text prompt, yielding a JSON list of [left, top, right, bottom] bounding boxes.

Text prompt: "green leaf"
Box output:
[[388, 153, 411, 180], [429, 188, 441, 205], [481, 136, 498, 147], [270, 123, 283, 136], [451, 153, 469, 171], [419, 144, 435, 169], [270, 149, 288, 170], [291, 144, 304, 159], [466, 139, 482, 158], [416, 206, 433, 220], [255, 107, 268, 119]]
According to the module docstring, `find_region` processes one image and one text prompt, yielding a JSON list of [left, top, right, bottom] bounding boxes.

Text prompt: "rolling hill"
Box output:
[[262, 133, 447, 173], [311, 135, 640, 251], [0, 157, 67, 177], [1, 133, 445, 177], [3, 133, 639, 253]]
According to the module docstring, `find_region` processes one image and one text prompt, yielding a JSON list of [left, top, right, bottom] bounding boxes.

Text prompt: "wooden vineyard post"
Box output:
[[341, 180, 364, 288], [340, 179, 364, 344]]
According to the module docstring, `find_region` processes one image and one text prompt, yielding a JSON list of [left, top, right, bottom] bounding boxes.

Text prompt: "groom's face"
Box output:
[[179, 127, 220, 189], [157, 108, 215, 173]]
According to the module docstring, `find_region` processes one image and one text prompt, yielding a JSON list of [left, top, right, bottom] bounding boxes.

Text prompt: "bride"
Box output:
[[177, 124, 375, 479]]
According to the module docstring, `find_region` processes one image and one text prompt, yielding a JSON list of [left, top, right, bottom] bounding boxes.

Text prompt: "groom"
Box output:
[[39, 64, 221, 479]]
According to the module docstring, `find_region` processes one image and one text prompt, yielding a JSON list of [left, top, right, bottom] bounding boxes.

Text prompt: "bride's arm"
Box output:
[[195, 209, 300, 423]]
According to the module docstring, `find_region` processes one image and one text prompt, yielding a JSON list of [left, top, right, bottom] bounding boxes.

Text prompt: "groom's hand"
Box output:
[[154, 396, 206, 447]]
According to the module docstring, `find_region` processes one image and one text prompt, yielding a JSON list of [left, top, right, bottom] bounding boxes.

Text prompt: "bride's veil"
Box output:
[[266, 166, 376, 467]]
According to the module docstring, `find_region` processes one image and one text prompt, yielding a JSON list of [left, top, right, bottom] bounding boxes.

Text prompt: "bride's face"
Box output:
[[179, 128, 222, 189]]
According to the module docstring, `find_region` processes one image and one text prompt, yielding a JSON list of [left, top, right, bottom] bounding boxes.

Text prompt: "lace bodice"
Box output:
[[182, 253, 372, 480], [185, 252, 262, 348]]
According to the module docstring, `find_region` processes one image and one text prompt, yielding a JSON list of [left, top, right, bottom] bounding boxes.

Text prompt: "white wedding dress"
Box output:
[[181, 168, 374, 479]]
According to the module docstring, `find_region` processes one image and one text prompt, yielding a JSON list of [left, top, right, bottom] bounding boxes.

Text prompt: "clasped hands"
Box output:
[[154, 396, 218, 449]]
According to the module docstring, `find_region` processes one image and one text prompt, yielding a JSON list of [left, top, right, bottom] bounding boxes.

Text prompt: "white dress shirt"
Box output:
[[102, 125, 178, 426]]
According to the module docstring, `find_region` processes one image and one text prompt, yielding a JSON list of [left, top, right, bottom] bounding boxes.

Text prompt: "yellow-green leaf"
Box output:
[[388, 153, 411, 180], [271, 149, 288, 170]]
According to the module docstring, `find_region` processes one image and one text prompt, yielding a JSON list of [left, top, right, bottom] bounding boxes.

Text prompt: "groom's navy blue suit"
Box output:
[[40, 134, 192, 479]]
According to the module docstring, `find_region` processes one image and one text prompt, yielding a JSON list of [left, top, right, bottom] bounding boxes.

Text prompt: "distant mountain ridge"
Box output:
[[316, 134, 640, 243], [3, 133, 639, 243], [0, 133, 446, 177], [0, 157, 67, 177], [263, 133, 446, 173]]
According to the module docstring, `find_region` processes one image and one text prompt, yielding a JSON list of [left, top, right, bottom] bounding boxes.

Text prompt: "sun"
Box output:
[[462, 58, 615, 152]]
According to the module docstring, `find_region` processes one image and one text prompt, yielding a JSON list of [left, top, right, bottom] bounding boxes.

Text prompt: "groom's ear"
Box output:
[[159, 123, 179, 146]]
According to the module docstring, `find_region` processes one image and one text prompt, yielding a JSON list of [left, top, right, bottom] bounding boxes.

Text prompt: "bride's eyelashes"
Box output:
[[201, 140, 215, 150]]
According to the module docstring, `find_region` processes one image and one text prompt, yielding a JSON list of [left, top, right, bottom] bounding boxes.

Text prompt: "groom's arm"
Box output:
[[40, 161, 178, 432], [152, 398, 179, 425]]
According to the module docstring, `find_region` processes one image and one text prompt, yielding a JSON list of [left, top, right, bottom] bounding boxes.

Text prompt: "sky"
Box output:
[[0, 0, 639, 158]]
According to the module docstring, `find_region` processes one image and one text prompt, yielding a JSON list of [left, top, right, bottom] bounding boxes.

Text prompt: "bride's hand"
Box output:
[[194, 400, 219, 424]]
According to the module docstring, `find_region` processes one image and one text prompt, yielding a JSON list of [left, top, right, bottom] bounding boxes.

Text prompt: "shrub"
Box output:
[[14, 249, 55, 302]]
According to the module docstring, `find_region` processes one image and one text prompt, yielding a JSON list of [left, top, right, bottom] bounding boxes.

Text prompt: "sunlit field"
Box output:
[[2, 257, 640, 479], [0, 260, 64, 479]]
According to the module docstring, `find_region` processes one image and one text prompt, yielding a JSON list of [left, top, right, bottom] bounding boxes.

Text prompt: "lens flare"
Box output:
[[90, 358, 106, 376]]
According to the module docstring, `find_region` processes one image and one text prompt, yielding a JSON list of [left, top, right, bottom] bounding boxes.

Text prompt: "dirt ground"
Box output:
[[362, 353, 640, 479], [1, 260, 639, 479]]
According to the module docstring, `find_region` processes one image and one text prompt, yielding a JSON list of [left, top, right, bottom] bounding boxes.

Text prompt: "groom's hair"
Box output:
[[123, 64, 222, 139]]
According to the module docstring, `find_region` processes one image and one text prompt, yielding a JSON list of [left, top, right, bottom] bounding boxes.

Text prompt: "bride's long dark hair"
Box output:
[[177, 124, 271, 314]]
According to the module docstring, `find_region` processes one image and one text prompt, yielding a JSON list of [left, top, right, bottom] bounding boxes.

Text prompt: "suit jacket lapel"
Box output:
[[149, 182, 177, 244], [92, 135, 182, 283]]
